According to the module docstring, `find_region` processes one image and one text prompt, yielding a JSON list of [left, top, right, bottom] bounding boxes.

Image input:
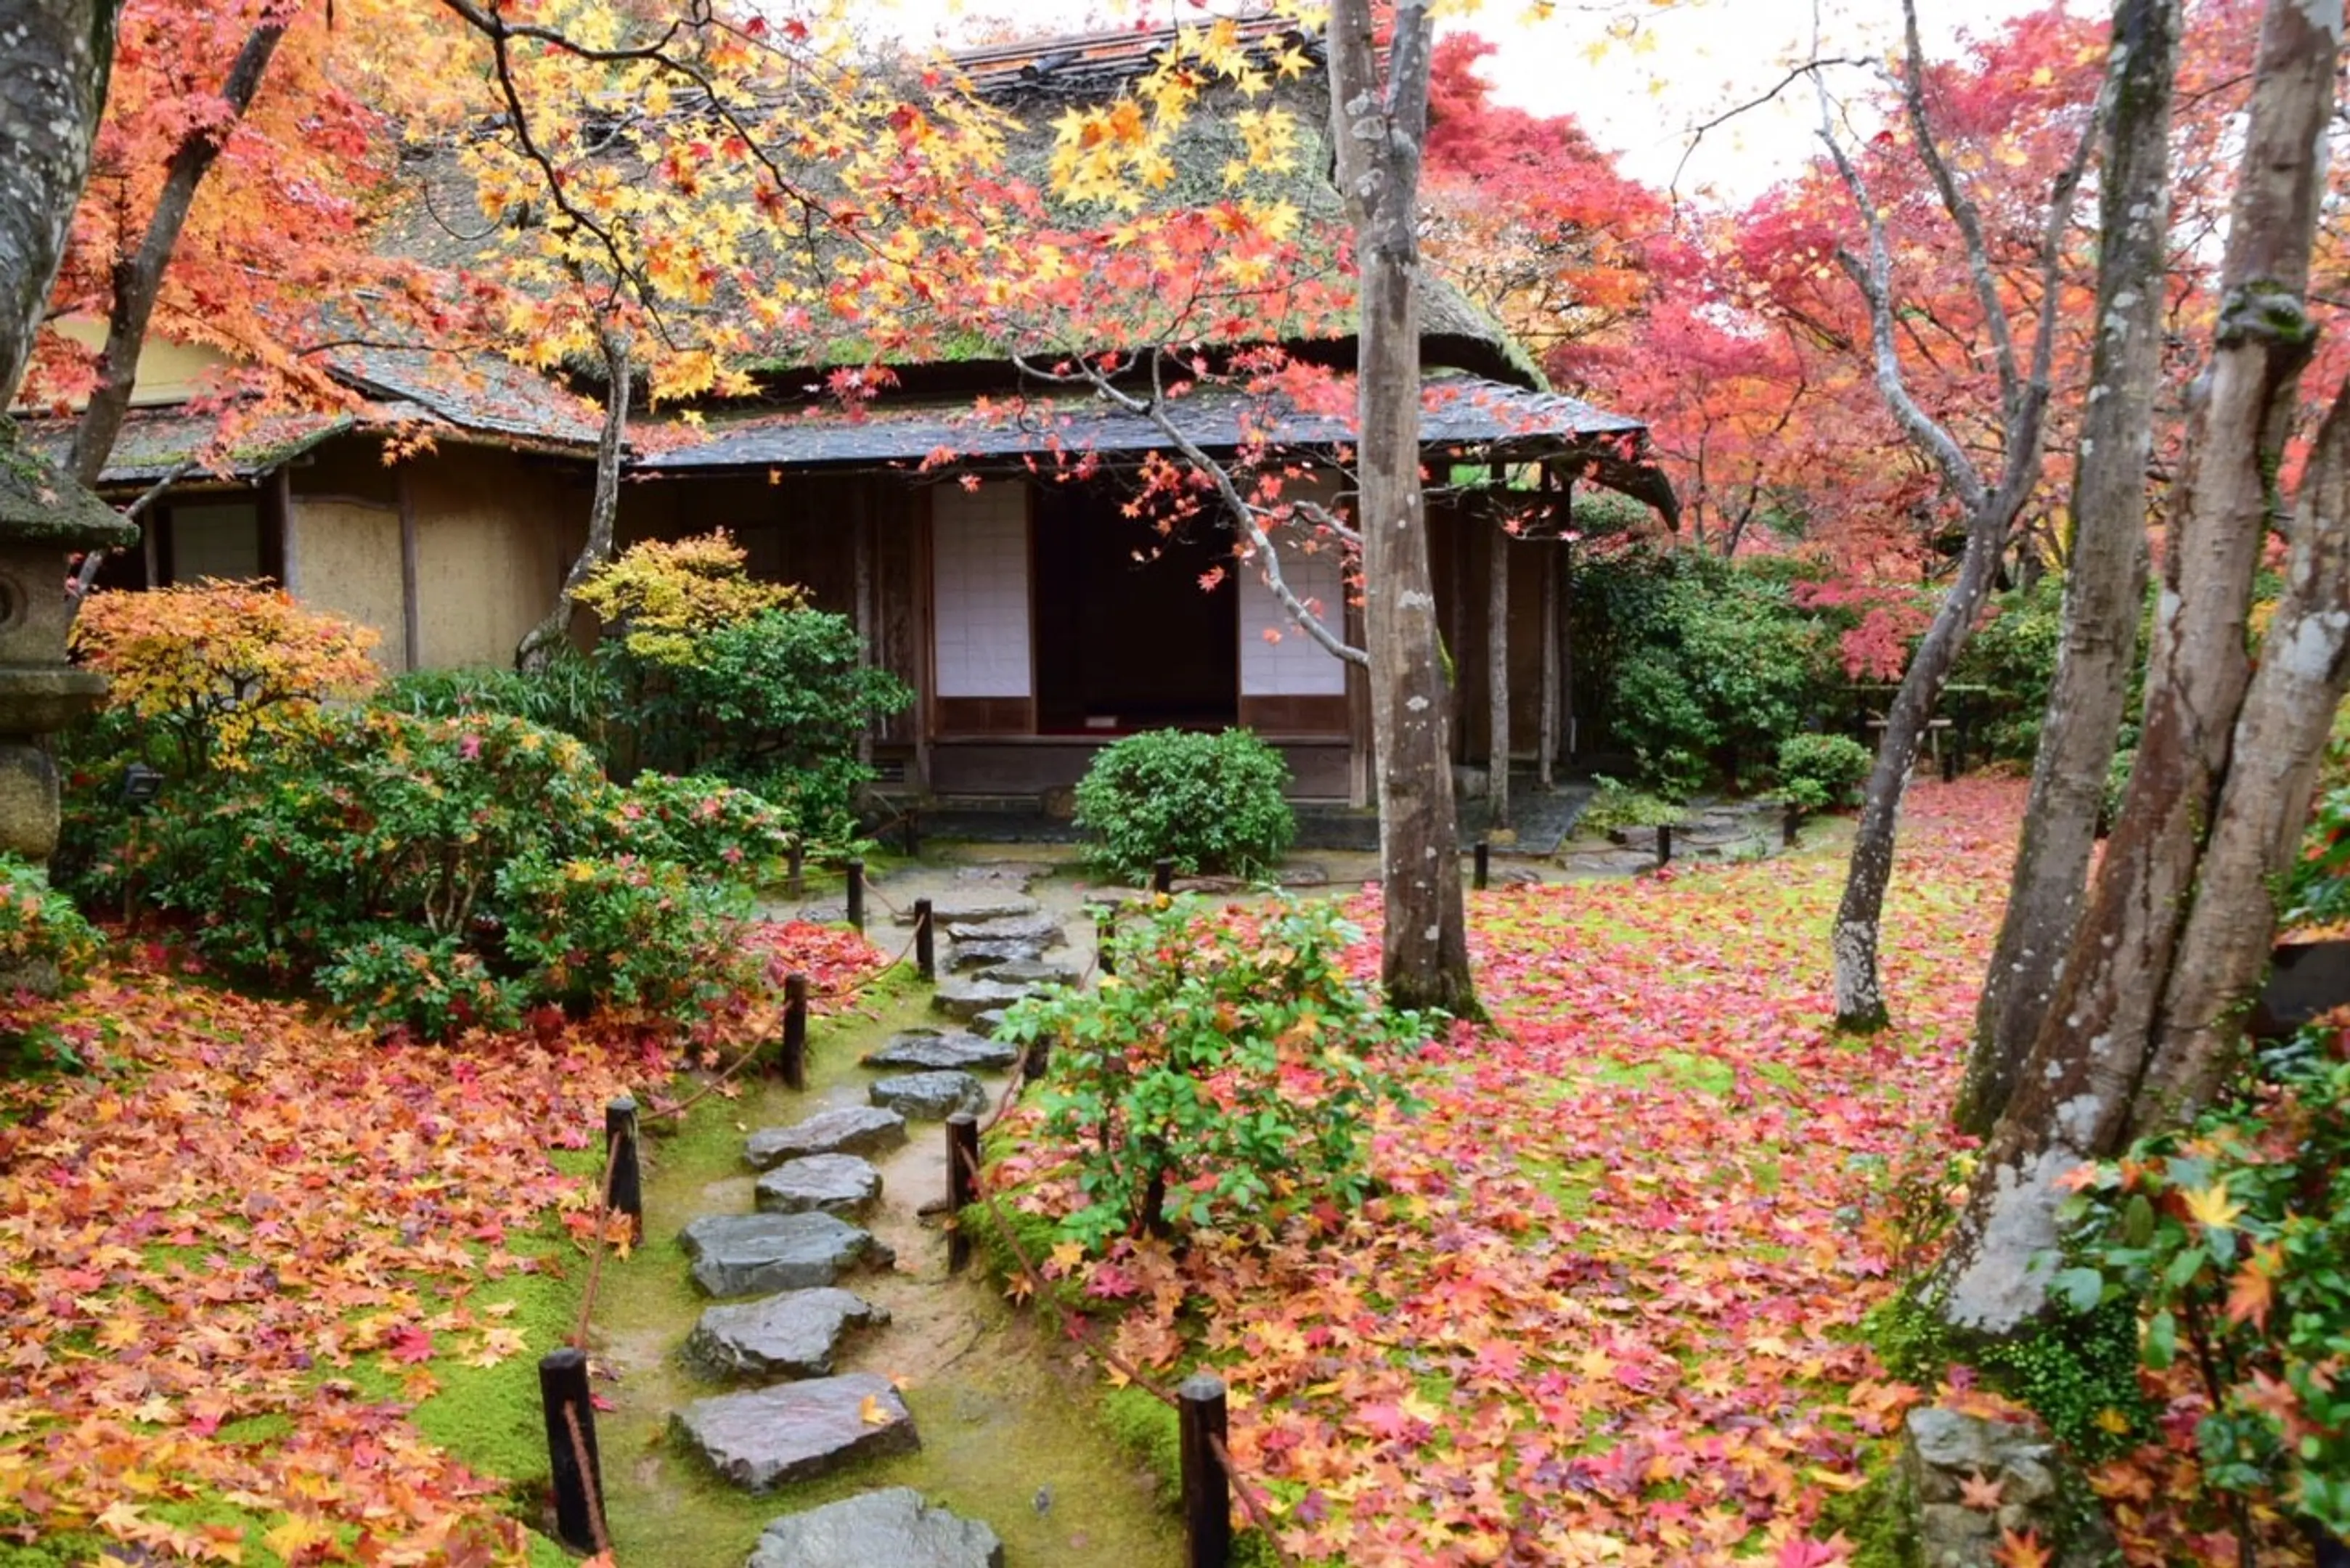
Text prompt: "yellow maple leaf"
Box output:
[[858, 1393, 893, 1426], [2182, 1180, 2245, 1231], [261, 1514, 339, 1561]]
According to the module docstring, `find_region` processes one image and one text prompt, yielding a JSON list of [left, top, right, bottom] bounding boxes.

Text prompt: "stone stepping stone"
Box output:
[[970, 1008, 1012, 1039], [755, 1153, 883, 1218], [746, 1106, 908, 1169], [680, 1212, 893, 1298], [945, 938, 1047, 972], [672, 1372, 918, 1491], [977, 956, 1082, 988], [862, 1029, 1019, 1072], [941, 911, 1064, 946], [682, 1287, 889, 1381], [932, 976, 1035, 1022], [746, 1488, 1005, 1568], [869, 1070, 990, 1120], [893, 892, 1039, 926]]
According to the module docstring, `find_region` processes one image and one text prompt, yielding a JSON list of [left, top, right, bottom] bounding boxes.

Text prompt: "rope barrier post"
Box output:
[[1941, 737, 1958, 783], [1180, 1373, 1233, 1568], [1153, 857, 1175, 896], [604, 1095, 642, 1245], [902, 808, 921, 858], [1472, 840, 1490, 891], [946, 1113, 979, 1275], [1656, 823, 1673, 870], [845, 858, 865, 932], [786, 836, 804, 899], [1096, 910, 1117, 977], [914, 898, 936, 982], [1783, 801, 1800, 849], [538, 1348, 605, 1553], [782, 973, 809, 1092], [1021, 1032, 1051, 1083]]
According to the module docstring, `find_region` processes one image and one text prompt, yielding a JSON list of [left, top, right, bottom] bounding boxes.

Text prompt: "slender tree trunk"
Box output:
[[0, 0, 121, 408], [1488, 518, 1510, 831], [1329, 0, 1475, 1015], [1832, 519, 2005, 1029], [518, 319, 632, 670], [1958, 0, 2177, 1131], [1935, 0, 2338, 1336], [67, 17, 285, 488]]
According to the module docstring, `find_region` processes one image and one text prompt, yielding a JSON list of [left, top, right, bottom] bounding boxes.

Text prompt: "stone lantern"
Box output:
[[0, 421, 139, 865]]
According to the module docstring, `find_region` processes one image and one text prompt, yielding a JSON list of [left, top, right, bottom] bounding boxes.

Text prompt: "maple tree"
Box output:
[[0, 1, 117, 412]]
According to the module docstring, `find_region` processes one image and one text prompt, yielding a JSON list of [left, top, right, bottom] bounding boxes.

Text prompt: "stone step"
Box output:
[[976, 957, 1083, 988], [940, 912, 1064, 947], [746, 1489, 1005, 1568], [755, 1153, 883, 1218], [746, 1106, 909, 1169], [682, 1288, 889, 1382], [945, 939, 1048, 973], [931, 977, 1036, 1022], [869, 1070, 990, 1121], [672, 1373, 918, 1491], [892, 892, 1040, 926], [861, 1029, 1020, 1072], [681, 1212, 893, 1298]]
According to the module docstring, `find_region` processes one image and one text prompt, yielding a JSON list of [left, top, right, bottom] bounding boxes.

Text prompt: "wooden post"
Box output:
[[1538, 532, 1559, 791], [914, 898, 935, 981], [1656, 824, 1673, 870], [604, 1095, 642, 1245], [945, 1112, 979, 1274], [1784, 802, 1801, 849], [1096, 911, 1117, 977], [538, 1348, 604, 1554], [1558, 489, 1577, 764], [845, 858, 865, 932], [1942, 739, 1959, 783], [902, 807, 921, 858], [1179, 1373, 1233, 1568], [1153, 858, 1175, 896], [396, 470, 422, 672], [782, 974, 809, 1091], [1488, 502, 1511, 831], [1472, 841, 1489, 891], [786, 836, 804, 899]]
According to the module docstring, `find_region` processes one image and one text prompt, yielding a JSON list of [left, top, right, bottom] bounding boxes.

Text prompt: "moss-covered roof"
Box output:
[[0, 421, 142, 545]]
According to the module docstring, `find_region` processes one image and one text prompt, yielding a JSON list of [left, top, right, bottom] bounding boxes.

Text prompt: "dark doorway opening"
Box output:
[[1032, 482, 1236, 734]]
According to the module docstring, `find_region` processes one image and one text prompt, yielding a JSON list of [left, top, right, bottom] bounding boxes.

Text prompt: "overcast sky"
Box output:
[[886, 0, 2073, 205]]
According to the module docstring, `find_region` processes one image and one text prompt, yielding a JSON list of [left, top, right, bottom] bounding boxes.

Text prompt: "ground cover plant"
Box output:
[[984, 777, 2200, 1564], [0, 923, 886, 1566]]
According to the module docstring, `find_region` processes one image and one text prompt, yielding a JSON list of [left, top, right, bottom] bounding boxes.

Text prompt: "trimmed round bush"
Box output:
[[1073, 728, 1294, 883], [1776, 732, 1874, 812]]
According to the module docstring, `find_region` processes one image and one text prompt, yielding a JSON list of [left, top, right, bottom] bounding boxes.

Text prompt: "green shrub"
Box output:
[[1775, 733, 1874, 812], [1575, 775, 1684, 834], [1949, 576, 2065, 760], [2063, 1038, 2350, 1532], [992, 895, 1424, 1253], [374, 649, 616, 758], [0, 854, 103, 993], [497, 852, 751, 1019], [318, 931, 525, 1040], [1072, 728, 1294, 883], [605, 772, 796, 883]]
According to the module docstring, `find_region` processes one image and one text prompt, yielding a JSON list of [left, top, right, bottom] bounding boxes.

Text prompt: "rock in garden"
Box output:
[[754, 1153, 883, 1217], [977, 957, 1083, 988], [862, 1029, 1020, 1071], [682, 1287, 889, 1381], [672, 1373, 918, 1490], [931, 977, 1035, 1022], [946, 939, 1047, 972], [745, 1106, 908, 1169], [894, 892, 1039, 926], [746, 1488, 1005, 1568], [969, 1009, 1010, 1039], [941, 912, 1064, 946], [680, 1212, 893, 1298], [1898, 1404, 2110, 1567], [869, 1070, 990, 1120]]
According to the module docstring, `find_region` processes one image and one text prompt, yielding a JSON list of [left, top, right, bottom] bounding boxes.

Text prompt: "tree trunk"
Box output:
[[1487, 517, 1510, 831], [518, 319, 632, 671], [1832, 518, 2004, 1030], [0, 0, 121, 408], [67, 17, 285, 489], [1958, 0, 2176, 1132], [1935, 0, 2339, 1336], [1329, 0, 1476, 1016]]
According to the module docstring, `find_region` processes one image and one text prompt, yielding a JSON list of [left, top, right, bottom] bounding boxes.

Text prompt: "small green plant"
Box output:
[[318, 931, 526, 1040], [1072, 728, 1294, 883], [2101, 746, 2137, 838], [497, 851, 753, 1020], [992, 895, 1425, 1253], [1774, 732, 1874, 812], [1575, 775, 1683, 836], [605, 772, 796, 883], [2063, 1035, 2350, 1533]]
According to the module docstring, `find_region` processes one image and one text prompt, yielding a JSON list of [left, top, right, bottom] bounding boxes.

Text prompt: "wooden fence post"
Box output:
[[1656, 824, 1673, 870], [946, 1113, 979, 1275], [539, 1348, 604, 1553], [782, 974, 809, 1092], [1180, 1373, 1232, 1568], [604, 1095, 642, 1244], [914, 898, 935, 982], [1153, 858, 1175, 896], [844, 858, 865, 932], [1472, 840, 1490, 891]]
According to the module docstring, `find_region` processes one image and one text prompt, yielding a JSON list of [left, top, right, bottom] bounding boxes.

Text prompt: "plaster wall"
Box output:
[[931, 481, 1032, 699]]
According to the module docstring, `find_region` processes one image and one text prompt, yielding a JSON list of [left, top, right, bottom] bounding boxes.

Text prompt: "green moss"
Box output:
[[1871, 1289, 2151, 1460], [1102, 1384, 1183, 1503], [216, 1412, 293, 1444], [1814, 1461, 1918, 1568], [407, 1257, 579, 1495]]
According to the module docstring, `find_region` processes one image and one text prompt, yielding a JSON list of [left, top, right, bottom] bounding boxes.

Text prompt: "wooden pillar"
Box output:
[[1559, 482, 1576, 764], [1487, 469, 1510, 831], [852, 485, 875, 769], [1449, 504, 1470, 764], [397, 469, 422, 671]]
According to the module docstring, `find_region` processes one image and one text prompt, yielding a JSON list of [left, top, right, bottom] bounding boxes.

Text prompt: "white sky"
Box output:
[[884, 0, 2069, 205]]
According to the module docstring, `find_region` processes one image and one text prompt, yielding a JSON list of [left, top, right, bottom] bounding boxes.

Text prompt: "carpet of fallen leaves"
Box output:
[[999, 777, 2029, 1567], [0, 920, 884, 1567]]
